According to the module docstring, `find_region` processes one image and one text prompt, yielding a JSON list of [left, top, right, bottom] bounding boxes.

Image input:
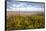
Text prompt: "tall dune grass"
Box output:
[[6, 14, 45, 30]]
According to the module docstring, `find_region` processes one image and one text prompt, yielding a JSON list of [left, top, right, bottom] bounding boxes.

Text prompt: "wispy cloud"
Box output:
[[7, 0, 45, 11]]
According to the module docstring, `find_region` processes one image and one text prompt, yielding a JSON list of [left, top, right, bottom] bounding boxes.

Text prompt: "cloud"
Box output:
[[7, 7, 44, 11], [7, 0, 45, 11]]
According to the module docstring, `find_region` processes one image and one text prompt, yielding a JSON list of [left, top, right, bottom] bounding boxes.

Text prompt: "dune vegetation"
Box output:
[[6, 12, 45, 30]]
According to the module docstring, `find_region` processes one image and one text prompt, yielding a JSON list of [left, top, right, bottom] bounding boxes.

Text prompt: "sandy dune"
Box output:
[[7, 11, 43, 16]]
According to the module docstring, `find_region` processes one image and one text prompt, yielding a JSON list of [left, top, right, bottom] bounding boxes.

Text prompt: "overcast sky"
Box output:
[[7, 0, 45, 11]]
